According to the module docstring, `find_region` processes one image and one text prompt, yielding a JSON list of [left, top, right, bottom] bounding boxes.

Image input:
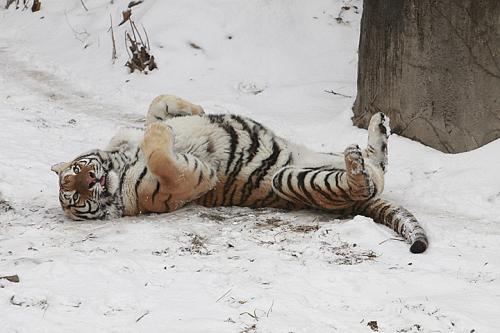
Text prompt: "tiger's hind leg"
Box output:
[[344, 111, 390, 200], [271, 112, 390, 210], [363, 112, 390, 173], [272, 144, 382, 210]]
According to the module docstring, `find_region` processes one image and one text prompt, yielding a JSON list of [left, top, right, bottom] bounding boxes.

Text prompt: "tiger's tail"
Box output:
[[351, 198, 428, 253]]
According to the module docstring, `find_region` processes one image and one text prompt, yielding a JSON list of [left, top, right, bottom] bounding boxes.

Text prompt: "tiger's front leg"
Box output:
[[140, 123, 218, 211], [146, 94, 205, 125]]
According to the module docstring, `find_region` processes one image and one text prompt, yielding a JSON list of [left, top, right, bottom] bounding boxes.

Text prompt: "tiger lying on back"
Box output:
[[52, 95, 428, 253]]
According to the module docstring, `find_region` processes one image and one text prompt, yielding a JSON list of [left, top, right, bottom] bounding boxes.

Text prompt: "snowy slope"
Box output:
[[0, 1, 499, 332]]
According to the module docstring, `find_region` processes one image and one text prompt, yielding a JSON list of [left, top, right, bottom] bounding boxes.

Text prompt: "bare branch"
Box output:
[[109, 14, 117, 63], [79, 0, 88, 11], [324, 89, 352, 98], [142, 23, 150, 49], [118, 8, 131, 26], [128, 0, 143, 8]]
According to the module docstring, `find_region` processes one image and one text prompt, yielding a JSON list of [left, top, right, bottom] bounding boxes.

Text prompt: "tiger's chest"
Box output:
[[117, 115, 294, 215]]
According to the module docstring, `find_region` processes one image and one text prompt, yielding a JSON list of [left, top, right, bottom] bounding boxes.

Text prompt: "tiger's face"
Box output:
[[52, 151, 115, 220]]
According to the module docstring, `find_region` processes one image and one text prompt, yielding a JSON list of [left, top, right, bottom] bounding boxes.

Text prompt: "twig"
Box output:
[[129, 19, 137, 41], [240, 310, 259, 321], [128, 0, 143, 8], [142, 23, 150, 49], [10, 295, 24, 306], [216, 288, 232, 303], [324, 89, 352, 98], [64, 11, 90, 45], [124, 32, 131, 58], [124, 19, 157, 73], [118, 8, 131, 26], [131, 21, 145, 47], [378, 237, 405, 245], [136, 310, 150, 322], [266, 300, 274, 317], [109, 14, 117, 63], [80, 0, 88, 11], [273, 231, 286, 243]]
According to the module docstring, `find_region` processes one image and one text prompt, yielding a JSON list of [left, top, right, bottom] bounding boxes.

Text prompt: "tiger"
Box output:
[[51, 95, 428, 253]]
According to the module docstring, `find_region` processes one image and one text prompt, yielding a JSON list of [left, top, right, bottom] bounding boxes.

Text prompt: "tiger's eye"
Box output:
[[73, 193, 79, 201], [73, 165, 80, 174]]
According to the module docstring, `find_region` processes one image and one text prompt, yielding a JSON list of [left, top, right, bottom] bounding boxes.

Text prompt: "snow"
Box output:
[[0, 1, 499, 332]]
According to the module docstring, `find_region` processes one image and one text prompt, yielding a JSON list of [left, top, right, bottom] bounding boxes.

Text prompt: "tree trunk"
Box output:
[[352, 0, 500, 153]]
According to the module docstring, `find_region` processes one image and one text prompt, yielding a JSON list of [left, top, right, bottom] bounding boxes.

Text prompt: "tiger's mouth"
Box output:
[[98, 174, 109, 195], [88, 174, 107, 191], [99, 175, 107, 188]]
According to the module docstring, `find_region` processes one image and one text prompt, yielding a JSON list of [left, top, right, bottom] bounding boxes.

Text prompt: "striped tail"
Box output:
[[351, 198, 428, 253]]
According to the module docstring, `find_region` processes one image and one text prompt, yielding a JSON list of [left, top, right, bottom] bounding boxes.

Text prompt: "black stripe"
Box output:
[[74, 200, 100, 217], [197, 170, 204, 187], [209, 115, 239, 175], [203, 190, 215, 206], [385, 207, 399, 229], [164, 194, 172, 212], [272, 169, 300, 204], [377, 203, 391, 223], [272, 168, 286, 192], [286, 171, 311, 204], [324, 172, 343, 200], [228, 187, 238, 205], [309, 169, 341, 205], [198, 190, 210, 206], [135, 167, 148, 206], [303, 166, 344, 172], [119, 148, 140, 198], [221, 115, 250, 206], [252, 190, 276, 208], [224, 123, 239, 174], [239, 139, 282, 205], [296, 170, 320, 207], [74, 152, 104, 163], [335, 172, 350, 199], [222, 151, 245, 205], [231, 115, 260, 164], [152, 181, 160, 202]]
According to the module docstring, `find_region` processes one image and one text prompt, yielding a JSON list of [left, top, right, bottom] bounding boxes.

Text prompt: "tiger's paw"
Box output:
[[368, 112, 390, 138], [345, 144, 376, 199], [344, 144, 366, 175], [146, 95, 205, 125], [141, 123, 175, 157]]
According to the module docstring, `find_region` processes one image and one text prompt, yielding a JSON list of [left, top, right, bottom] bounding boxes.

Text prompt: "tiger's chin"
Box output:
[[97, 170, 123, 219]]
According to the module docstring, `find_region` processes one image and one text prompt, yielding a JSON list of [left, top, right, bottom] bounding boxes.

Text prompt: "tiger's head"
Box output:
[[51, 150, 121, 220]]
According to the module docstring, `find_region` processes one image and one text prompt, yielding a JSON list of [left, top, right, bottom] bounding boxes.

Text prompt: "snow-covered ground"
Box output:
[[0, 1, 499, 332]]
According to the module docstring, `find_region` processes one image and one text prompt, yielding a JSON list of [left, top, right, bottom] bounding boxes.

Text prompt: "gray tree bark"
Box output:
[[352, 0, 500, 153]]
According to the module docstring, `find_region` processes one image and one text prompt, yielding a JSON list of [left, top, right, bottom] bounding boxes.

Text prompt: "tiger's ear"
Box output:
[[51, 162, 70, 175]]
